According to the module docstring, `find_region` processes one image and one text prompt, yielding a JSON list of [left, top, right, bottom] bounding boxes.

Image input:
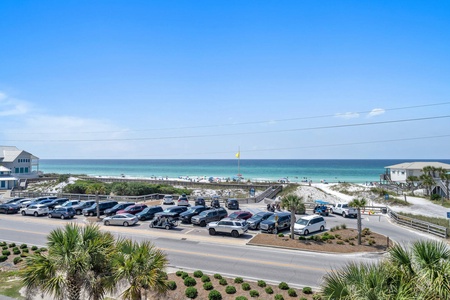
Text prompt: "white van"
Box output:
[[294, 215, 326, 236], [162, 195, 174, 205]]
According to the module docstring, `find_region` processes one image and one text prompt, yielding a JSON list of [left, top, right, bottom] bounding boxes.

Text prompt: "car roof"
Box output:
[[301, 215, 324, 220], [275, 212, 291, 216]]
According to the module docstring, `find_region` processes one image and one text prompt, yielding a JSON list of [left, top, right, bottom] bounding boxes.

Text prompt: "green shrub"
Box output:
[[312, 294, 322, 300], [2, 250, 11, 256], [185, 287, 198, 299], [302, 286, 312, 294], [22, 248, 29, 253], [8, 243, 16, 248], [181, 271, 189, 279], [193, 270, 203, 278], [31, 246, 38, 251], [2, 246, 7, 250], [184, 276, 197, 287], [219, 278, 227, 286], [13, 249, 21, 255], [214, 273, 222, 279], [20, 253, 28, 257], [0, 255, 7, 262], [176, 270, 183, 276], [208, 290, 222, 300], [249, 290, 259, 297], [201, 275, 210, 282], [34, 249, 41, 254], [40, 247, 47, 252], [167, 281, 177, 290], [20, 244, 27, 249], [257, 280, 266, 287], [274, 294, 284, 300], [299, 298, 307, 300], [287, 288, 297, 297], [234, 277, 244, 283], [235, 297, 248, 300], [13, 257, 23, 265], [431, 194, 441, 201], [340, 223, 347, 229], [0, 241, 6, 247], [278, 282, 289, 290], [298, 236, 306, 240], [278, 233, 284, 237], [242, 282, 251, 291], [225, 285, 236, 294], [12, 246, 19, 251], [265, 286, 274, 294], [203, 282, 213, 290]]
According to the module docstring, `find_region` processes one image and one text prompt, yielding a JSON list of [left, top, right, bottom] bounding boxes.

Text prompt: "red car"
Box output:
[[228, 210, 253, 220], [116, 204, 148, 215]]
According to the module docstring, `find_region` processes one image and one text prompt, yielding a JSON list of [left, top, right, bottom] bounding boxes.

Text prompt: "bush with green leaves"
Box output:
[[0, 242, 6, 247], [225, 285, 236, 294], [312, 294, 322, 300], [288, 288, 297, 297], [208, 290, 222, 300], [274, 294, 284, 300], [299, 297, 307, 300], [203, 282, 213, 290], [265, 286, 274, 294], [193, 270, 203, 278], [167, 281, 177, 290], [176, 270, 183, 277], [13, 257, 23, 264], [278, 233, 284, 237], [184, 276, 197, 287], [2, 250, 11, 256], [234, 277, 244, 283], [181, 271, 189, 279], [20, 253, 28, 258], [235, 297, 248, 300], [257, 280, 266, 287], [0, 255, 7, 262], [31, 246, 38, 251], [13, 249, 21, 255], [214, 273, 222, 279], [40, 247, 47, 252], [249, 290, 259, 297], [8, 243, 16, 248], [185, 287, 198, 299], [278, 282, 289, 290], [242, 282, 251, 291], [302, 286, 312, 294], [2, 246, 7, 250], [201, 275, 211, 282], [219, 278, 227, 286]]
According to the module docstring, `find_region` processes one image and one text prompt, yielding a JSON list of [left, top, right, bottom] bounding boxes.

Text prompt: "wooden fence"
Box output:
[[388, 208, 448, 238]]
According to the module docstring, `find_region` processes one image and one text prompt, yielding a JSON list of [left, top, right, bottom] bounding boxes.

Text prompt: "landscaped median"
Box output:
[[247, 225, 391, 253]]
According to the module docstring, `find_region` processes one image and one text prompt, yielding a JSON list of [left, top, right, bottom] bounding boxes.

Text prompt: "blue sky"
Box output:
[[1, 1, 449, 159]]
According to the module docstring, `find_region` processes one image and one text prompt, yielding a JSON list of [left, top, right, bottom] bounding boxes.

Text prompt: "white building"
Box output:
[[0, 146, 40, 190], [384, 162, 450, 183]]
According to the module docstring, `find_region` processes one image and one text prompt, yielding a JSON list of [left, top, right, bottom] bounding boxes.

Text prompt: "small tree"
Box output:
[[281, 194, 304, 239], [420, 174, 435, 199], [86, 183, 106, 219], [406, 176, 419, 196], [348, 198, 367, 245]]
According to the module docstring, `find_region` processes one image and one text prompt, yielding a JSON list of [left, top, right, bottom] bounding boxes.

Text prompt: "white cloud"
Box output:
[[334, 112, 360, 119], [0, 92, 30, 116], [367, 108, 385, 117]]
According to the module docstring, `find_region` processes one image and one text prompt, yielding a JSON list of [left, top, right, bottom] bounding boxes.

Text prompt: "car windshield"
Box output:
[[185, 208, 196, 214], [141, 207, 150, 213], [123, 213, 135, 218], [266, 214, 281, 222], [228, 212, 239, 218], [198, 211, 208, 217], [249, 214, 264, 221], [296, 219, 309, 225], [111, 204, 122, 209], [123, 206, 133, 211]]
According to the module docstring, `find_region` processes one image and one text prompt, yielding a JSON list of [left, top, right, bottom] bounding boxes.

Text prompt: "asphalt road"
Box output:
[[0, 203, 439, 290]]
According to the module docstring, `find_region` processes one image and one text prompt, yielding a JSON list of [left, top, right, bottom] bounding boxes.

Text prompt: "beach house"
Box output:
[[0, 146, 40, 190], [384, 161, 450, 197]]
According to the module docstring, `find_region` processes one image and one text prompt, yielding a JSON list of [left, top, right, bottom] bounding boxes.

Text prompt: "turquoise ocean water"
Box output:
[[38, 159, 450, 184]]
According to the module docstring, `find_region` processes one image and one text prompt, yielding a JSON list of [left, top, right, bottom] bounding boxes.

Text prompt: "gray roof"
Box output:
[[385, 162, 450, 170], [0, 146, 39, 162]]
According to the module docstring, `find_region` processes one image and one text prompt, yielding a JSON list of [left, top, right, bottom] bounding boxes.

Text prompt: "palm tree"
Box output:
[[86, 183, 107, 219], [437, 167, 450, 202], [280, 194, 304, 239], [405, 175, 419, 196], [112, 239, 169, 300], [420, 174, 435, 199], [348, 198, 366, 245], [321, 240, 450, 299], [20, 223, 117, 300]]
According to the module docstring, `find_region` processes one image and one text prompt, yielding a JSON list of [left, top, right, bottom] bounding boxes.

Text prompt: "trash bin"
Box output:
[[381, 208, 387, 214]]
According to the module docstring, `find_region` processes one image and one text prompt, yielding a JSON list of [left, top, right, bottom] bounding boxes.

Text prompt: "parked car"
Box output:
[[207, 218, 249, 238], [104, 202, 135, 216], [179, 205, 209, 223], [210, 197, 221, 208], [228, 210, 253, 220], [161, 195, 174, 205], [155, 206, 188, 219], [177, 194, 189, 206], [225, 199, 239, 210], [247, 212, 273, 230], [195, 197, 206, 206], [2, 197, 24, 204], [294, 215, 326, 236], [13, 198, 34, 206], [21, 204, 49, 217], [136, 206, 164, 221], [25, 199, 54, 208], [0, 203, 21, 214], [57, 200, 81, 209], [72, 200, 96, 215], [48, 207, 76, 219], [83, 201, 118, 216], [260, 212, 291, 234], [44, 198, 70, 209], [116, 204, 148, 215], [103, 213, 138, 227], [191, 207, 228, 227], [330, 203, 357, 218]]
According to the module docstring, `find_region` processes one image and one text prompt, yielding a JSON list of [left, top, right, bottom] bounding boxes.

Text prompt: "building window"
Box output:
[[20, 167, 24, 173], [1, 181, 5, 188], [15, 168, 19, 173], [25, 167, 29, 173]]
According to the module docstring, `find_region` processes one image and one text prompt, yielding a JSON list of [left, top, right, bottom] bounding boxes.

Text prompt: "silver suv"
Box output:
[[207, 218, 249, 238], [21, 204, 49, 217]]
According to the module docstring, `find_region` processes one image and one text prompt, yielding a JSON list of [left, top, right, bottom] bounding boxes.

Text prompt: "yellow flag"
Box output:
[[235, 152, 240, 158]]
